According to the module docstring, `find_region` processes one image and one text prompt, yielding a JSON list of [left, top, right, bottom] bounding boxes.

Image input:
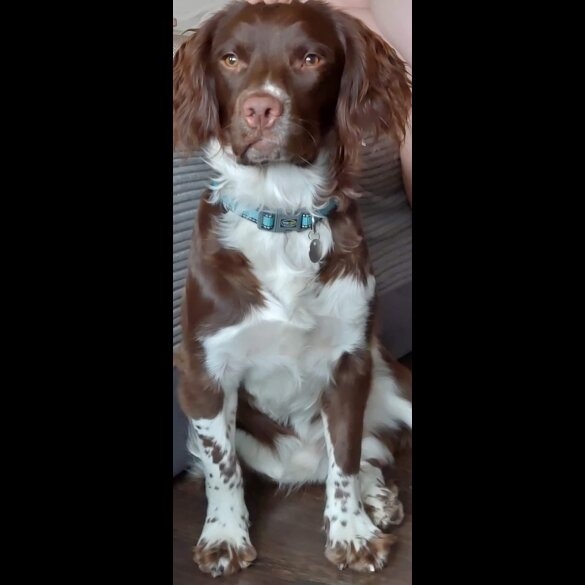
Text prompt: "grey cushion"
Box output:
[[173, 154, 209, 348], [173, 368, 190, 477], [356, 134, 412, 298], [378, 281, 412, 360]]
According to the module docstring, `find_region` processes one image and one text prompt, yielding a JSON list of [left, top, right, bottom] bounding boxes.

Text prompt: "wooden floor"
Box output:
[[173, 356, 412, 585]]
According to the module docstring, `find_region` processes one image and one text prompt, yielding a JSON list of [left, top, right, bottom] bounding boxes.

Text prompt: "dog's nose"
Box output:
[[242, 94, 283, 129]]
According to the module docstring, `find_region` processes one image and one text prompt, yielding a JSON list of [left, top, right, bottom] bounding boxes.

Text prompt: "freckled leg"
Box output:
[[178, 364, 256, 577], [321, 351, 396, 573]]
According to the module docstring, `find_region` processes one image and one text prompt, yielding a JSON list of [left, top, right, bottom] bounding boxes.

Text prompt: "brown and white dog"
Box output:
[[173, 0, 412, 577]]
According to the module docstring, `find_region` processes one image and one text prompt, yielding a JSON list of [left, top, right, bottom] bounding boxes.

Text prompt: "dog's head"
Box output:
[[173, 0, 411, 167]]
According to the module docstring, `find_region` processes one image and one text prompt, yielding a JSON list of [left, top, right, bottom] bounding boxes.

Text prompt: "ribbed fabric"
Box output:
[[356, 133, 412, 295], [173, 152, 210, 347]]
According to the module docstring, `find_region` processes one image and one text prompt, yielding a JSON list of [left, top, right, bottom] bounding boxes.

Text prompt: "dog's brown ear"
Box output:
[[334, 12, 411, 167], [173, 13, 223, 152]]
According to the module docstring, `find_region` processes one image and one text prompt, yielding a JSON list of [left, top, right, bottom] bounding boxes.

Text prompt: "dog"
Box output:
[[173, 0, 412, 576]]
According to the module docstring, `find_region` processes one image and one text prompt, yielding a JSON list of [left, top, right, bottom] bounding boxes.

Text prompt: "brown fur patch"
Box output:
[[236, 389, 297, 447], [184, 196, 265, 338], [333, 9, 411, 171], [219, 452, 238, 481], [319, 200, 372, 286], [175, 193, 266, 422], [198, 435, 226, 464], [322, 349, 373, 475], [175, 348, 224, 420]]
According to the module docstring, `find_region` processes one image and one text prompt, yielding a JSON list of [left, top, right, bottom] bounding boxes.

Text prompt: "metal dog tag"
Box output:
[[308, 218, 322, 263], [309, 237, 322, 263]]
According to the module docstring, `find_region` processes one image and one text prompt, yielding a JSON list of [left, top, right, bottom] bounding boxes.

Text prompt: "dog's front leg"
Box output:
[[321, 350, 396, 573], [179, 367, 256, 577]]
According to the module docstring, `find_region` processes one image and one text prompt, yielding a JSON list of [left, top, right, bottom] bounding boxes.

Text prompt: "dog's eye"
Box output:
[[223, 53, 239, 68], [303, 53, 321, 67]]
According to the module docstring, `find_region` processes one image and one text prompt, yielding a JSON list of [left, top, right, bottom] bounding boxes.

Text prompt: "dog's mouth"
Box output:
[[249, 137, 278, 152], [230, 124, 319, 167], [239, 137, 283, 165]]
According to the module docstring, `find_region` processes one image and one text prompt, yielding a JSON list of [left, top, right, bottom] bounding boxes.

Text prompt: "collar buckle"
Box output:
[[258, 210, 312, 233]]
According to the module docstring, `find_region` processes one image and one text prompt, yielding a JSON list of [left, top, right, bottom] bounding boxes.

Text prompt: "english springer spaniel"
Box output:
[[173, 0, 412, 576]]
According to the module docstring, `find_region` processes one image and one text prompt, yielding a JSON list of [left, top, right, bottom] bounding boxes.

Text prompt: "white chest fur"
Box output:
[[201, 145, 375, 425]]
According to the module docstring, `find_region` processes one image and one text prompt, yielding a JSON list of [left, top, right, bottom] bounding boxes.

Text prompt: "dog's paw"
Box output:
[[193, 538, 257, 577], [325, 531, 397, 573], [364, 482, 405, 530], [324, 511, 397, 573]]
